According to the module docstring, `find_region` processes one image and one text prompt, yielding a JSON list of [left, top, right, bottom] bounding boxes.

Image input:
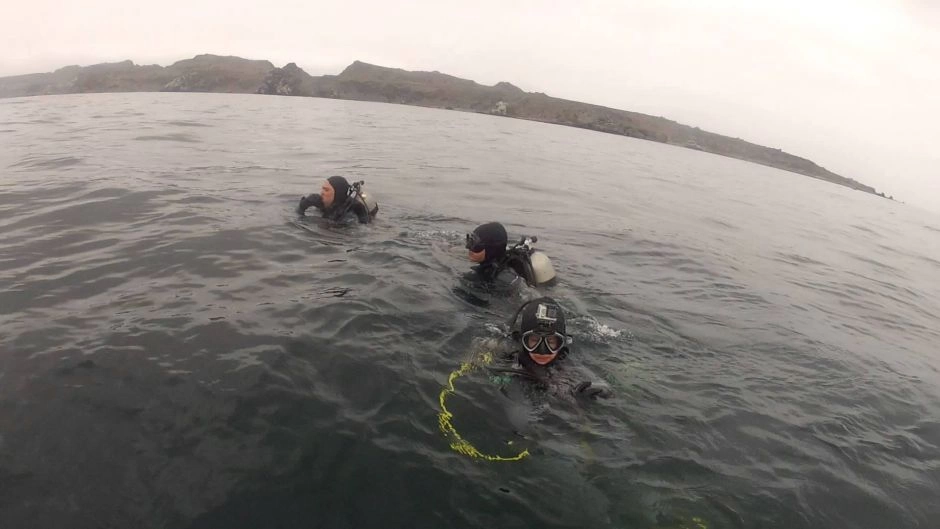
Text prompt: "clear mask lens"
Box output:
[[521, 330, 565, 354]]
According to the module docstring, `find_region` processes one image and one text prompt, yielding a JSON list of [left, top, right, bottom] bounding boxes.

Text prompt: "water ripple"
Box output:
[[0, 93, 938, 529]]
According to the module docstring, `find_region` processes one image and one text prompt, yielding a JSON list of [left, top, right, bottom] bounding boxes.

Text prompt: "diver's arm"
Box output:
[[493, 267, 522, 292], [573, 380, 612, 400], [566, 366, 613, 400], [297, 194, 324, 215]]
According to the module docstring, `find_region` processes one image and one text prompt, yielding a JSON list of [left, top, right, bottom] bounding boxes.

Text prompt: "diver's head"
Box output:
[[322, 176, 350, 208], [514, 297, 568, 366], [466, 222, 507, 264]]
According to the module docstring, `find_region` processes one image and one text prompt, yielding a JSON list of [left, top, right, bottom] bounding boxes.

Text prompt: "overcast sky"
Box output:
[[3, 0, 938, 212]]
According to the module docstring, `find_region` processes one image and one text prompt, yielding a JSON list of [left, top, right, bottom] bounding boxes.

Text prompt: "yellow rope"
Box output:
[[437, 352, 530, 462]]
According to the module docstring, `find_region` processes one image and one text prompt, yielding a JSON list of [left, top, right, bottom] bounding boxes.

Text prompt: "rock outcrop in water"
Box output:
[[0, 55, 883, 196]]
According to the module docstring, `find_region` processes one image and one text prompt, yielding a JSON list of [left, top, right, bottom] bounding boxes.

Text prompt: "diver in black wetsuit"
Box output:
[[297, 175, 378, 224], [497, 297, 612, 400], [462, 222, 557, 296], [463, 222, 522, 294]]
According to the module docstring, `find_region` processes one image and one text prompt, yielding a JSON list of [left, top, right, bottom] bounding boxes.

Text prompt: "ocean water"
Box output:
[[1, 92, 939, 529]]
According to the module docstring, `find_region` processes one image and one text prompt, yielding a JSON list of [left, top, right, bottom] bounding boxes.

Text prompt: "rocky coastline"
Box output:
[[0, 54, 886, 197]]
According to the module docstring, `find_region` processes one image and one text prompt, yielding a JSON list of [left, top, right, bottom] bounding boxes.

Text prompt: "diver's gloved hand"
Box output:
[[574, 380, 612, 400], [296, 196, 307, 215]]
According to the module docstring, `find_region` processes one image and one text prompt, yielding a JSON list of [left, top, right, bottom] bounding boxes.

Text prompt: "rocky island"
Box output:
[[0, 54, 885, 197]]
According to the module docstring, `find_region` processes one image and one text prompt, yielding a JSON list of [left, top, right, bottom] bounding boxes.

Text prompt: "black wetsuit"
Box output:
[[297, 194, 374, 224], [494, 348, 612, 401], [460, 256, 524, 299]]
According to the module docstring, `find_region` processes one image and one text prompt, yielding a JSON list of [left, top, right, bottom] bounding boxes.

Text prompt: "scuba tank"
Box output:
[[336, 180, 379, 221], [529, 250, 556, 285], [505, 235, 556, 287], [351, 180, 379, 218]]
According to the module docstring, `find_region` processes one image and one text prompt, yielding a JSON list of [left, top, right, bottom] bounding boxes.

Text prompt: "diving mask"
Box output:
[[521, 330, 566, 354], [465, 232, 484, 253]]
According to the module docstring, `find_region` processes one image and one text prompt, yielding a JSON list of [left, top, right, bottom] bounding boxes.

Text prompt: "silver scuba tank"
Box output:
[[520, 237, 556, 285], [529, 250, 556, 285]]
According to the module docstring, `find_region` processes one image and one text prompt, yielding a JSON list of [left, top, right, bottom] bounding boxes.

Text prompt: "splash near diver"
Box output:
[[437, 351, 530, 462]]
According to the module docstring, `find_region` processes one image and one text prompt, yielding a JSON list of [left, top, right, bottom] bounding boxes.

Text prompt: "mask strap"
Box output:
[[506, 299, 537, 330]]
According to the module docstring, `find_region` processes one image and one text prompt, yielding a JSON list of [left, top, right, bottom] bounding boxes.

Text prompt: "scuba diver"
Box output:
[[463, 222, 556, 294], [437, 297, 612, 463], [296, 175, 379, 224], [494, 297, 612, 400]]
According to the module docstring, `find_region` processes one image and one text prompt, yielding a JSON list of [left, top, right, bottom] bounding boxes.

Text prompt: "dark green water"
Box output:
[[1, 93, 938, 529]]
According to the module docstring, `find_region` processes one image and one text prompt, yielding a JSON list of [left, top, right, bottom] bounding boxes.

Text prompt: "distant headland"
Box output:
[[0, 54, 891, 198]]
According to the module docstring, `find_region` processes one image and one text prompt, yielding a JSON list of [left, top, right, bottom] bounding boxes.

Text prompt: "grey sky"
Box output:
[[4, 0, 938, 212]]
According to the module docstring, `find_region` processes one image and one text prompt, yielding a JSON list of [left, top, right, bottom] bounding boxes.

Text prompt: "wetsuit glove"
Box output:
[[574, 380, 612, 400]]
